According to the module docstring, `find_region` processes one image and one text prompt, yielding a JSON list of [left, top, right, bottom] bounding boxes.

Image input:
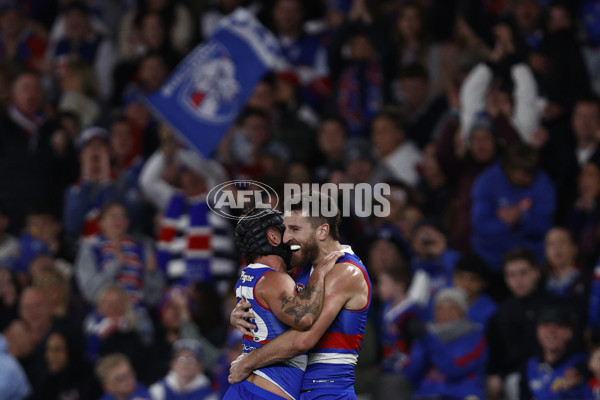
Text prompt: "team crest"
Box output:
[[179, 43, 240, 123]]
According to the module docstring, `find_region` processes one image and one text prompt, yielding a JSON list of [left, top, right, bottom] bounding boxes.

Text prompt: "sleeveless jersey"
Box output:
[[300, 246, 372, 391], [235, 263, 307, 400]]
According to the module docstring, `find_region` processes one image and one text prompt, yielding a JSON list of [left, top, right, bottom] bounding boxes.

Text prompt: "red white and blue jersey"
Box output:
[[235, 263, 307, 400], [299, 246, 372, 391]]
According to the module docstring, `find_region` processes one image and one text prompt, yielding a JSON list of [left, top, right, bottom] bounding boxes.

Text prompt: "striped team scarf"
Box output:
[[157, 192, 213, 285]]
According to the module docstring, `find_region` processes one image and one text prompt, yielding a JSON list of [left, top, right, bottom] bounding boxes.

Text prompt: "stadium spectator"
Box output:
[[49, 2, 115, 100], [0, 333, 32, 399], [139, 145, 235, 289], [371, 107, 422, 187], [83, 285, 152, 365], [585, 345, 600, 399], [487, 248, 548, 399], [409, 218, 461, 318], [63, 127, 119, 239], [0, 2, 47, 72], [471, 144, 555, 272], [146, 286, 219, 384], [452, 253, 497, 329], [520, 304, 587, 400], [394, 64, 447, 148], [0, 71, 48, 234], [75, 203, 164, 305], [0, 206, 18, 269], [436, 111, 521, 253], [149, 338, 218, 400], [312, 116, 348, 183], [374, 259, 421, 400], [95, 352, 152, 400], [414, 142, 453, 223], [271, 0, 329, 108], [402, 287, 488, 400], [567, 161, 600, 264]]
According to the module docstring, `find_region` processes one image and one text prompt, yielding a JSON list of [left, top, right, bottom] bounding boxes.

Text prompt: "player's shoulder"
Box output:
[[328, 259, 368, 288]]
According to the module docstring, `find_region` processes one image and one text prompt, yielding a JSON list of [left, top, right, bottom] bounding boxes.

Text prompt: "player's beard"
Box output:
[[290, 235, 320, 268]]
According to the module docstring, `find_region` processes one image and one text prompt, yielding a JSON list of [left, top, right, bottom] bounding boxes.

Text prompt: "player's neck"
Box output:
[[314, 240, 344, 266], [255, 254, 286, 273]]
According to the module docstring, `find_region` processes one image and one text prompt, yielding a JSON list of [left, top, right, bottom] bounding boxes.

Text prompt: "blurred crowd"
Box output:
[[1, 0, 600, 399]]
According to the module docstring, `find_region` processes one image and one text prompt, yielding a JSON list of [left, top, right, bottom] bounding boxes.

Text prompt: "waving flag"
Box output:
[[146, 8, 280, 157]]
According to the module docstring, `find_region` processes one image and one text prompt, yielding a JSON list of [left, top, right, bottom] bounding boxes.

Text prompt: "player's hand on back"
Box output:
[[228, 353, 251, 384], [314, 250, 344, 275], [230, 298, 256, 336]]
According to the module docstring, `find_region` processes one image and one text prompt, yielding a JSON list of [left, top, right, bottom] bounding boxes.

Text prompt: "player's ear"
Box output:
[[266, 227, 281, 246], [317, 224, 329, 241]]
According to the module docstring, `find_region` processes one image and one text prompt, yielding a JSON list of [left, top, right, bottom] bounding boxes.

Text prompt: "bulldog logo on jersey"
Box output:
[[180, 44, 240, 124]]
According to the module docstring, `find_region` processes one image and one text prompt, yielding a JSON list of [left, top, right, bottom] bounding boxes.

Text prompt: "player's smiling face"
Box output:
[[283, 210, 319, 268]]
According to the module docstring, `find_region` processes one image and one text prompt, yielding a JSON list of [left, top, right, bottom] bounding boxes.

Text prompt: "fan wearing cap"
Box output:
[[520, 304, 587, 400], [224, 208, 342, 400], [402, 288, 487, 400], [63, 126, 120, 239], [149, 339, 218, 400]]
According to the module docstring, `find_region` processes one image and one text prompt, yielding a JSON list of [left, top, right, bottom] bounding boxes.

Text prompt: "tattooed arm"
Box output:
[[255, 251, 343, 331]]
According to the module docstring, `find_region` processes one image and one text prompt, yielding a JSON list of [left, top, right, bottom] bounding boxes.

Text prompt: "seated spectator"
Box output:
[[520, 305, 587, 400], [0, 206, 18, 269], [12, 209, 55, 276], [567, 161, 600, 264], [471, 144, 555, 272], [50, 2, 115, 99], [109, 118, 146, 230], [402, 288, 487, 400], [140, 145, 235, 289], [313, 116, 348, 183], [452, 253, 497, 329], [414, 142, 453, 223], [0, 333, 32, 400], [200, 0, 244, 39], [459, 22, 541, 143], [409, 218, 461, 318], [32, 265, 86, 341], [543, 228, 587, 307], [212, 329, 243, 399], [83, 285, 152, 364], [146, 287, 219, 384], [0, 71, 49, 234], [487, 248, 548, 399], [436, 111, 521, 253], [95, 353, 152, 400], [374, 259, 421, 400], [371, 107, 422, 187], [271, 0, 329, 108], [118, 1, 192, 61], [2, 319, 35, 362], [0, 268, 19, 331], [585, 346, 600, 399], [75, 202, 164, 306], [57, 60, 101, 129], [33, 332, 94, 400], [149, 339, 218, 400], [394, 64, 447, 148], [0, 2, 47, 71], [63, 127, 120, 239], [329, 23, 386, 137]]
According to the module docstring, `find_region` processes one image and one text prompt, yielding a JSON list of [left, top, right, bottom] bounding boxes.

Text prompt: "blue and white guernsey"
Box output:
[[294, 246, 372, 392], [235, 263, 307, 400]]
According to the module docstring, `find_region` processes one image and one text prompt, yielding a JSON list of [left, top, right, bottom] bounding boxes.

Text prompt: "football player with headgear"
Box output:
[[223, 208, 342, 400]]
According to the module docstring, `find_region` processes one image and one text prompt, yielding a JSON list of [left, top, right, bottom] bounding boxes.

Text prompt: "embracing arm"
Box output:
[[259, 251, 343, 330], [229, 262, 367, 382]]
